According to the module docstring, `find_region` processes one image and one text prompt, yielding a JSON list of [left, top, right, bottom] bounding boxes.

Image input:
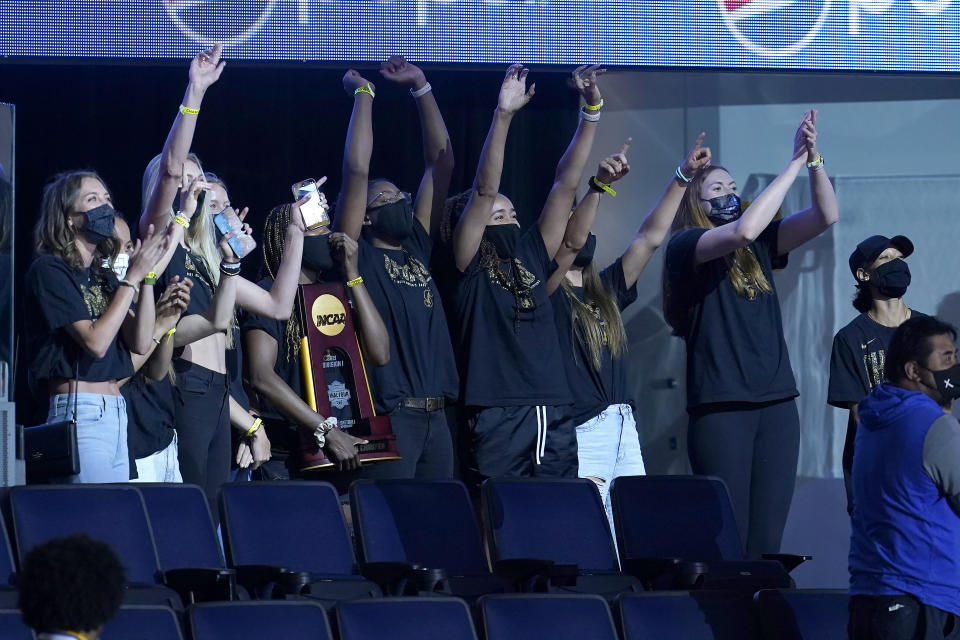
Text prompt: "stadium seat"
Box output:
[[609, 475, 799, 590], [481, 593, 617, 640], [337, 597, 477, 640], [137, 484, 236, 602], [0, 514, 18, 607], [101, 605, 184, 640], [190, 601, 332, 640], [481, 478, 641, 598], [8, 485, 182, 609], [219, 482, 380, 606], [619, 590, 759, 640], [0, 609, 33, 640], [350, 479, 511, 598], [754, 589, 849, 640]]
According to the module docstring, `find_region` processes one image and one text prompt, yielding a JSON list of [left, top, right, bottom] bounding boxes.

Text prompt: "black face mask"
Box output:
[[703, 194, 742, 226], [923, 363, 960, 406], [485, 224, 521, 260], [573, 233, 596, 268], [370, 199, 414, 241], [82, 204, 117, 244], [873, 260, 911, 299], [172, 187, 207, 220], [302, 234, 335, 274]]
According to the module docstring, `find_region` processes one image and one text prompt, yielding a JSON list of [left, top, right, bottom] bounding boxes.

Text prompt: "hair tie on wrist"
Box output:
[[410, 82, 432, 98], [675, 165, 693, 183]]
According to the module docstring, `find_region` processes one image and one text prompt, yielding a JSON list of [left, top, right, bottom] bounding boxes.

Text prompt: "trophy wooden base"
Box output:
[[298, 416, 400, 472]]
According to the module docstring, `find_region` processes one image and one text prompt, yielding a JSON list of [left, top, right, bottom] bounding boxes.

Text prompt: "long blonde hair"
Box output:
[[663, 165, 772, 335], [560, 261, 627, 371]]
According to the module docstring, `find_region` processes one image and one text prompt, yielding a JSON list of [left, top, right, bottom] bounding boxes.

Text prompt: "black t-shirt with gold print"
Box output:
[[25, 254, 133, 391]]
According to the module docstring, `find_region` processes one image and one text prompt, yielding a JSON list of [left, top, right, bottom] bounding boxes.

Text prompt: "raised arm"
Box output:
[[693, 114, 811, 266], [546, 139, 632, 295], [379, 55, 454, 237], [621, 134, 712, 288], [119, 222, 175, 354], [538, 65, 604, 260], [335, 70, 376, 241], [329, 232, 390, 366], [453, 64, 535, 272], [142, 278, 191, 380], [776, 109, 839, 255], [140, 44, 225, 236], [235, 196, 307, 320]]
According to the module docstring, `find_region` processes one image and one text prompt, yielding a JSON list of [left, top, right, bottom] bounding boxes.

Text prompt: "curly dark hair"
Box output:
[[18, 534, 126, 634]]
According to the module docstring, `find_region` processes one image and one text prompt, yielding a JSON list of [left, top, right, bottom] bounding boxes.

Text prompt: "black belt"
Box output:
[[403, 397, 446, 412]]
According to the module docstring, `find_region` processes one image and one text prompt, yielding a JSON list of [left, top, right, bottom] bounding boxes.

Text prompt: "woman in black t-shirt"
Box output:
[[334, 60, 459, 480], [25, 171, 173, 483], [450, 64, 605, 486], [662, 111, 839, 557]]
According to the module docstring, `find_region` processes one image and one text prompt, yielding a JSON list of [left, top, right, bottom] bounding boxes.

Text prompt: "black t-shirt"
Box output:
[[158, 244, 214, 318], [664, 221, 798, 410], [24, 254, 134, 391], [551, 258, 638, 426], [453, 226, 571, 407], [122, 373, 176, 459], [227, 324, 250, 411], [241, 277, 358, 430], [358, 220, 459, 413], [828, 310, 922, 408]]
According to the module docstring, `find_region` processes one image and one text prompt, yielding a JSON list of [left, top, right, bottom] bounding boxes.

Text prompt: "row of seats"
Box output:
[[0, 590, 851, 640], [0, 476, 807, 607]]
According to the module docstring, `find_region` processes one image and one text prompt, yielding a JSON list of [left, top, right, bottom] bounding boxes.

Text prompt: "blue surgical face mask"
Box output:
[[82, 204, 117, 244], [703, 194, 742, 226]]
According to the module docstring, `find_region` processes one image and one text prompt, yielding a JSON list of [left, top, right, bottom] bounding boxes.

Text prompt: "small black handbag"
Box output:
[[23, 366, 81, 482]]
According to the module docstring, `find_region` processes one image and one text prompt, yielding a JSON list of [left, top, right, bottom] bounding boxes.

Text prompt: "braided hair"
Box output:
[[262, 203, 305, 362]]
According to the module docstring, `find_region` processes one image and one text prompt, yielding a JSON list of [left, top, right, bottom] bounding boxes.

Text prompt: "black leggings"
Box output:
[[687, 398, 799, 558], [174, 360, 230, 513]]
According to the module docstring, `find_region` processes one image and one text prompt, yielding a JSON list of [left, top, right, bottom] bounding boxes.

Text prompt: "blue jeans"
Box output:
[[47, 393, 129, 483], [575, 404, 646, 535]]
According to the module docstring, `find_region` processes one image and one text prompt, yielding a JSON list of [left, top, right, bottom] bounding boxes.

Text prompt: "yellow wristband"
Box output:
[[591, 176, 617, 197], [174, 214, 190, 228], [179, 104, 200, 116], [346, 276, 364, 288], [583, 98, 604, 112], [806, 154, 824, 169], [355, 85, 375, 99], [165, 327, 177, 337], [245, 417, 263, 437], [143, 272, 157, 286]]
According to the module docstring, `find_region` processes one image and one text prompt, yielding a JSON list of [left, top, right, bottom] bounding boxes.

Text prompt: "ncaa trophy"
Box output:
[[297, 282, 399, 471]]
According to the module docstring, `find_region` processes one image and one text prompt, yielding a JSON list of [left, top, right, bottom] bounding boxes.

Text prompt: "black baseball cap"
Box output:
[[849, 235, 914, 277]]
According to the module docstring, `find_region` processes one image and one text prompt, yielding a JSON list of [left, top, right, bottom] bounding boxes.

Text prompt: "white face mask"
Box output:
[[102, 252, 129, 279]]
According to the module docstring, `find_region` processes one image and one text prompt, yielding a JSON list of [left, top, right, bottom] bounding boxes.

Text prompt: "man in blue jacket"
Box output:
[[849, 315, 960, 639]]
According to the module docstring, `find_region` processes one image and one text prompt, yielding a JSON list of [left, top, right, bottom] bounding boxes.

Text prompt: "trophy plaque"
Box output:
[[297, 281, 399, 471]]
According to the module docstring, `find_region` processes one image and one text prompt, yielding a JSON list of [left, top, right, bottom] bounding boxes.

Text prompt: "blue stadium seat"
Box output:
[[8, 485, 181, 610], [337, 597, 476, 640], [101, 605, 184, 640], [619, 591, 759, 640], [0, 609, 34, 640], [481, 478, 641, 598], [481, 594, 617, 640], [137, 484, 236, 602], [350, 479, 511, 598], [219, 482, 379, 606], [0, 513, 18, 607], [190, 601, 332, 640], [609, 475, 796, 590], [754, 589, 849, 640]]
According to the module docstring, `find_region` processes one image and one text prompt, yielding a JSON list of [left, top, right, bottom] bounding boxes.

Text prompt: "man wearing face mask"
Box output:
[[828, 235, 920, 513], [848, 315, 960, 640]]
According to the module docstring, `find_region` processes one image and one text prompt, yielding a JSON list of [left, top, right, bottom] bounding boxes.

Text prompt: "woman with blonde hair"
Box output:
[[662, 110, 838, 557]]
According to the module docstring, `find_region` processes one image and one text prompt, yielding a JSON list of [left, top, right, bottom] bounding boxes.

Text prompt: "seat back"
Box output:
[[10, 485, 161, 585], [137, 484, 224, 570], [101, 605, 183, 640], [610, 475, 744, 563], [482, 594, 617, 640], [0, 513, 16, 588], [620, 591, 759, 640], [337, 597, 476, 640], [754, 589, 849, 640], [0, 610, 33, 640], [350, 479, 488, 576], [219, 482, 355, 575], [482, 478, 619, 572], [190, 601, 331, 640]]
